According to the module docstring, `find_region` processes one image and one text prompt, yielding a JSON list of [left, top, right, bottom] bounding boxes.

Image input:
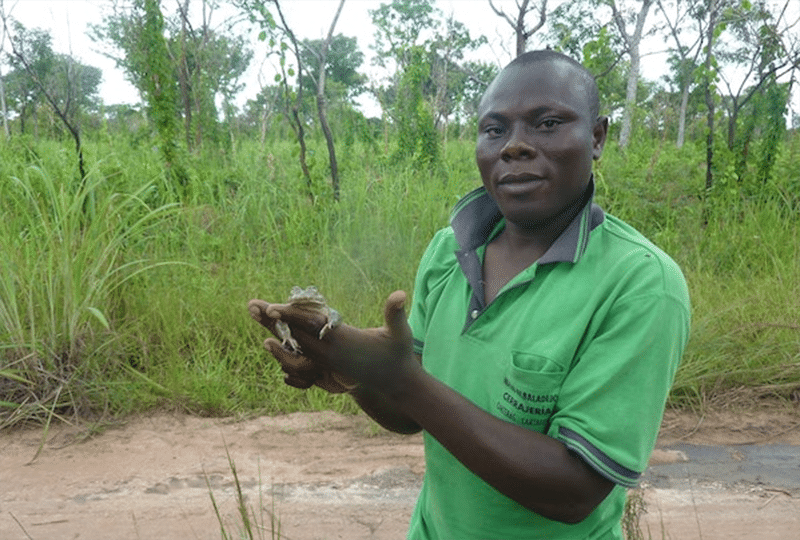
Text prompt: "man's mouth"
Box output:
[[497, 173, 544, 185]]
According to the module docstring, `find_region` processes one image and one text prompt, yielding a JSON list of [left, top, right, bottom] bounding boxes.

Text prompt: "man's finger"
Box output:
[[383, 290, 411, 341], [265, 338, 317, 372], [248, 299, 282, 333], [284, 374, 315, 389]]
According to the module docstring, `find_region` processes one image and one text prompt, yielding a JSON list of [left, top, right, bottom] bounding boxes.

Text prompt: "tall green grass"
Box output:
[[0, 145, 179, 428], [1, 132, 798, 427]]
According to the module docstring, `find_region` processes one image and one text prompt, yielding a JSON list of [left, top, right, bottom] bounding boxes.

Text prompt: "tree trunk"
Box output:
[[677, 83, 689, 148], [315, 0, 346, 201], [704, 5, 716, 192], [0, 67, 8, 139], [613, 0, 653, 149], [273, 1, 312, 195], [618, 49, 640, 148]]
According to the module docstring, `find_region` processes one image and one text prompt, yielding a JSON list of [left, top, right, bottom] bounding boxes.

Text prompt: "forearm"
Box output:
[[350, 385, 421, 435], [393, 368, 614, 523]]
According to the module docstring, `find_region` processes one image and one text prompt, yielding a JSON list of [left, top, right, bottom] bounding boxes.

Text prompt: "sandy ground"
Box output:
[[1, 406, 799, 540]]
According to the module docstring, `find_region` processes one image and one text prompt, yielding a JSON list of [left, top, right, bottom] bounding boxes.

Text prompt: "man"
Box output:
[[249, 50, 690, 539]]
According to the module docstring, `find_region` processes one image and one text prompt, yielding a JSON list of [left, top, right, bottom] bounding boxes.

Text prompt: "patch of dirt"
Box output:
[[1, 405, 799, 540]]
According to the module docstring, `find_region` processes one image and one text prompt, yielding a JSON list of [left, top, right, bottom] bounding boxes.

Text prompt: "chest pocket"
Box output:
[[492, 351, 566, 432]]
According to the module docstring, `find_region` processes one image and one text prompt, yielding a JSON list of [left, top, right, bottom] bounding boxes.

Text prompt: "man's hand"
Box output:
[[248, 299, 355, 393], [248, 291, 418, 397]]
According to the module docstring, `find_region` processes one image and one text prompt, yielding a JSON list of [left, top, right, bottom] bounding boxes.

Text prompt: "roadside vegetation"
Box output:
[[0, 0, 798, 429], [1, 129, 797, 427]]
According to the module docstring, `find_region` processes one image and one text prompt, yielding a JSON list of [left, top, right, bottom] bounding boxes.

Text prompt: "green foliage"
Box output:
[[137, 0, 191, 197], [369, 0, 440, 70], [4, 21, 102, 142], [393, 47, 440, 169], [596, 135, 800, 410], [0, 141, 179, 427], [299, 34, 367, 103], [582, 27, 629, 116], [1, 111, 798, 427]]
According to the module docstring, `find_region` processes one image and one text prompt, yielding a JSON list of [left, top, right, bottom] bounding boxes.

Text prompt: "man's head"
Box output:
[[476, 50, 608, 232]]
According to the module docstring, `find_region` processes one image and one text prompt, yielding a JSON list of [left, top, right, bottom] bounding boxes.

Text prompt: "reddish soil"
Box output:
[[1, 406, 799, 540]]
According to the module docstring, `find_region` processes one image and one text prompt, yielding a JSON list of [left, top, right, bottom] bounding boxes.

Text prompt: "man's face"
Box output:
[[475, 60, 607, 230]]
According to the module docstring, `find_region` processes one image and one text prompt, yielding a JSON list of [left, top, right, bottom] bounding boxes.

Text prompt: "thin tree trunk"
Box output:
[[274, 0, 312, 195], [0, 67, 8, 139], [677, 83, 689, 148], [704, 6, 716, 192], [612, 0, 653, 149], [316, 0, 346, 201]]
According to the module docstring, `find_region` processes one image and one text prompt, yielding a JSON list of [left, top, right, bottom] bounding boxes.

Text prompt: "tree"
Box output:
[[717, 0, 799, 150], [428, 15, 487, 132], [369, 0, 488, 141], [546, 2, 629, 116], [238, 0, 316, 194], [304, 0, 347, 200], [369, 0, 440, 71], [299, 34, 366, 104], [656, 0, 706, 147], [92, 0, 252, 152], [2, 22, 52, 134], [488, 0, 549, 56], [698, 0, 728, 191], [691, 0, 799, 191], [607, 0, 655, 149], [0, 14, 10, 138], [172, 1, 252, 149], [137, 0, 189, 195], [394, 45, 439, 168], [2, 18, 101, 181]]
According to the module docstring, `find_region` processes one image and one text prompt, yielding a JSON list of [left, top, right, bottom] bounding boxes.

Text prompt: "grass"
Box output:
[[207, 448, 282, 540], [0, 131, 799, 427]]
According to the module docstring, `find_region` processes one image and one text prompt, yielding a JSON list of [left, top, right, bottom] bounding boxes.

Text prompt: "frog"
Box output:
[[274, 286, 342, 354], [273, 286, 356, 392]]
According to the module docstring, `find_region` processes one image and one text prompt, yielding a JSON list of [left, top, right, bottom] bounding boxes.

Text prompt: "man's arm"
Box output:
[[350, 382, 421, 435], [250, 292, 613, 523], [390, 364, 614, 523]]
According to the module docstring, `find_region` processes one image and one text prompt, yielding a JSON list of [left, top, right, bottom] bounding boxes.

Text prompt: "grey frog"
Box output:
[[275, 286, 342, 353]]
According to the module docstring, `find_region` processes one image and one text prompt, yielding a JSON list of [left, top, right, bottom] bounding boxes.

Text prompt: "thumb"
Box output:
[[383, 290, 411, 342]]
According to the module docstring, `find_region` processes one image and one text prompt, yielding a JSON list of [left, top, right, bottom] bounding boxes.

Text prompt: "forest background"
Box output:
[[0, 0, 798, 430]]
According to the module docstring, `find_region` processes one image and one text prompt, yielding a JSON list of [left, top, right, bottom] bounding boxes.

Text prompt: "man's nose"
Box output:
[[501, 124, 537, 159]]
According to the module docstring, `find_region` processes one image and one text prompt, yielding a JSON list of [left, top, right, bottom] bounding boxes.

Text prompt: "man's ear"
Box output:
[[592, 116, 609, 160]]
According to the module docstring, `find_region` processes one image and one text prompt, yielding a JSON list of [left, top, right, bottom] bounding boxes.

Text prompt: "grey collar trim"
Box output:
[[450, 178, 604, 265]]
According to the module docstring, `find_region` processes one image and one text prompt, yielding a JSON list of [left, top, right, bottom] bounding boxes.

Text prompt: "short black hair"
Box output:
[[506, 50, 601, 120]]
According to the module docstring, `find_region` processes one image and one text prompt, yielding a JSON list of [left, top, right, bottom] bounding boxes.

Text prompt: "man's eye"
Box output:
[[540, 119, 561, 129], [484, 126, 504, 136]]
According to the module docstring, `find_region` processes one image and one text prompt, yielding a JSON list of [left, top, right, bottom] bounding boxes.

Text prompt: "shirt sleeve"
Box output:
[[407, 228, 455, 357], [547, 269, 691, 488]]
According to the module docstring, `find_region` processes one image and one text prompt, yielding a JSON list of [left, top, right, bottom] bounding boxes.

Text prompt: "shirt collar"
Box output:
[[450, 176, 605, 265]]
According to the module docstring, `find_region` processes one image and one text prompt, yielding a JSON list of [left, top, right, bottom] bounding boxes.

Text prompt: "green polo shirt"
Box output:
[[406, 184, 691, 540]]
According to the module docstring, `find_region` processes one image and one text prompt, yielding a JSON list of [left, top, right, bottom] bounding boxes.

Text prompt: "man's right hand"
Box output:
[[248, 291, 419, 398]]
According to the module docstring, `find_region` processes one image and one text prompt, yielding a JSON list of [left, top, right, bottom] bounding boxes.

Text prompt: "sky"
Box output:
[[3, 0, 798, 122], [4, 0, 525, 114]]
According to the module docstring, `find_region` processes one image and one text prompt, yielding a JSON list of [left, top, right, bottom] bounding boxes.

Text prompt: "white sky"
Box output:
[[3, 0, 798, 122], [3, 0, 522, 113]]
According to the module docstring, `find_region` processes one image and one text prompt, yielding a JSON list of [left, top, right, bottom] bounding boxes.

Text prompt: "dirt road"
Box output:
[[1, 407, 799, 540]]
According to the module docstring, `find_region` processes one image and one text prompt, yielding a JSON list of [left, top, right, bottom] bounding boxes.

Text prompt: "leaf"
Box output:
[[87, 306, 110, 330], [0, 370, 31, 385], [258, 30, 267, 42], [0, 400, 22, 408]]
